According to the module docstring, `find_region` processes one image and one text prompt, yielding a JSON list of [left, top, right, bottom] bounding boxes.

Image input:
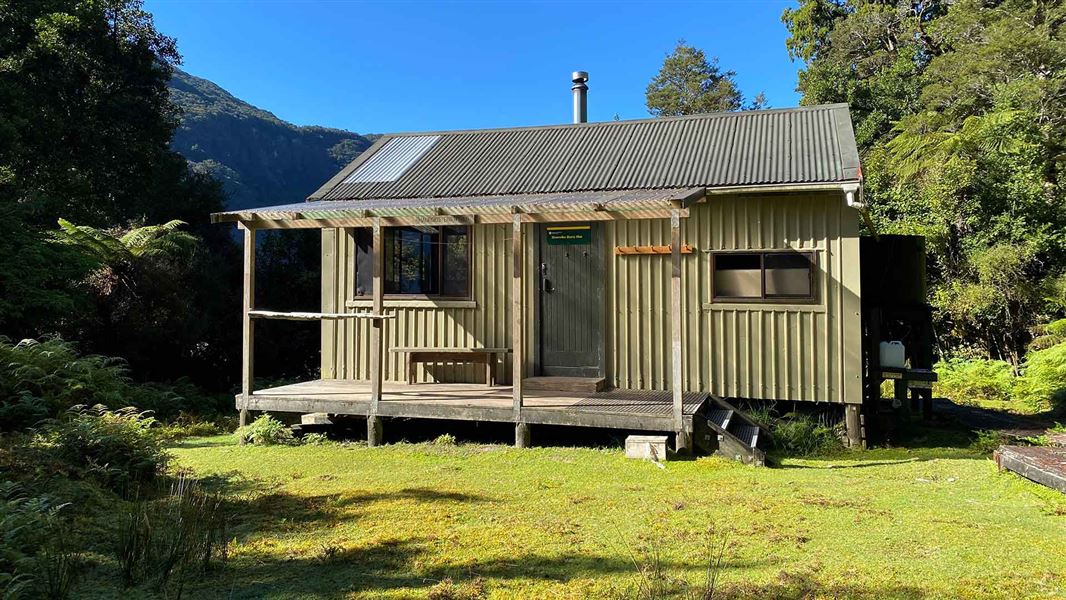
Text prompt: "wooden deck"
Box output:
[[238, 379, 708, 432]]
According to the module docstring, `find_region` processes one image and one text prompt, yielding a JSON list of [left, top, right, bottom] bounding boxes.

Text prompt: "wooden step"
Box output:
[[694, 395, 767, 466], [522, 376, 606, 393]]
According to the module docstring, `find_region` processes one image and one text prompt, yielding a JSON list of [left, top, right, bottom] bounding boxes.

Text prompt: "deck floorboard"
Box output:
[[239, 379, 706, 432]]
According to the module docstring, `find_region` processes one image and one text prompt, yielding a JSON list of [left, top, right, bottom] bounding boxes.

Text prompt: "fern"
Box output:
[[887, 110, 1024, 182], [53, 219, 197, 265]]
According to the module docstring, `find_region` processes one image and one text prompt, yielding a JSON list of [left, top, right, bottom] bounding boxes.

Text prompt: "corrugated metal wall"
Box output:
[[321, 225, 535, 383], [605, 193, 861, 403], [320, 192, 862, 404]]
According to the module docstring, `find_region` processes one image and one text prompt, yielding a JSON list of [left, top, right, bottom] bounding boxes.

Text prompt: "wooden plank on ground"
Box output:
[[995, 446, 1066, 493]]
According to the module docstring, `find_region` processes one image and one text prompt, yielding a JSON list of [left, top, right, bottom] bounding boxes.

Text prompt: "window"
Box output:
[[712, 251, 815, 302], [354, 226, 470, 297]]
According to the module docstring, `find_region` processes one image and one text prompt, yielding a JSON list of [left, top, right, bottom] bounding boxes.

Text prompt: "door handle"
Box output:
[[542, 278, 553, 293]]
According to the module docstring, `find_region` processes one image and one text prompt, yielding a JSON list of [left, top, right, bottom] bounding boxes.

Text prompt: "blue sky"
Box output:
[[145, 0, 803, 134]]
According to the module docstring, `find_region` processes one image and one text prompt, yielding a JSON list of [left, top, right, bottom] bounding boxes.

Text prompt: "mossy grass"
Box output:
[[57, 431, 1056, 599]]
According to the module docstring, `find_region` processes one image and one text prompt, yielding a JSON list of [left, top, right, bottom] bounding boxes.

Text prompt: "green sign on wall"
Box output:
[[546, 224, 591, 245]]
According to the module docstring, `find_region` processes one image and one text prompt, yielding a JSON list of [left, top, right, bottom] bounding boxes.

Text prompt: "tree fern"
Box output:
[[54, 219, 198, 265]]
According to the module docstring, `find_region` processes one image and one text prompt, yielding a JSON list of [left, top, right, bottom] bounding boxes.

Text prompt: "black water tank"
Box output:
[[860, 235, 927, 307]]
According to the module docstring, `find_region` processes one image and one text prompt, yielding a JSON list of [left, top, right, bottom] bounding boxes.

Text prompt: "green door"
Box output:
[[537, 223, 604, 377]]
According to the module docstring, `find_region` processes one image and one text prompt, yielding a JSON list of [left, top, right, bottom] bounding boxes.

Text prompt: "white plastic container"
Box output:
[[879, 341, 906, 369]]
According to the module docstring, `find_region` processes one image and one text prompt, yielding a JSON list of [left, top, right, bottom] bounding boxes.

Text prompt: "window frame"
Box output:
[[711, 250, 817, 304], [352, 225, 473, 300]]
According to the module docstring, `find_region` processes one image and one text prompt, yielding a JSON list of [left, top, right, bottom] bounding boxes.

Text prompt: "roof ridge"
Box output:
[[370, 103, 852, 139]]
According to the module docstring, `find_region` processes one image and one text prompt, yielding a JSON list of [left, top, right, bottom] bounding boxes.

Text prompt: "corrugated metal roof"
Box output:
[[212, 188, 704, 223], [311, 104, 860, 202]]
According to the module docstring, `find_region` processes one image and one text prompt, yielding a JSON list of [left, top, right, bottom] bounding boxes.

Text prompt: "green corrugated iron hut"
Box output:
[[212, 99, 867, 461]]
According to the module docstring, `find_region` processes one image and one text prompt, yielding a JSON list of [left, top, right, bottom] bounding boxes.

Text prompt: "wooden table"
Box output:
[[391, 347, 512, 386], [876, 366, 938, 419]]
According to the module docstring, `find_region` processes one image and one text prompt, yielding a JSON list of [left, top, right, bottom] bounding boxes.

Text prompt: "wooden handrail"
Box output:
[[248, 310, 394, 321]]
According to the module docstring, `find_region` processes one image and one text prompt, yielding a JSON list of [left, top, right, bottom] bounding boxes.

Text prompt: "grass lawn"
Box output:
[[152, 431, 1066, 600]]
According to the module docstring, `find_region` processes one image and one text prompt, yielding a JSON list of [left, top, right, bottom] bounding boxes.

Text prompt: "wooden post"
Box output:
[[515, 422, 530, 449], [512, 213, 525, 446], [670, 209, 689, 453], [845, 404, 864, 449], [368, 218, 384, 446], [239, 223, 256, 444]]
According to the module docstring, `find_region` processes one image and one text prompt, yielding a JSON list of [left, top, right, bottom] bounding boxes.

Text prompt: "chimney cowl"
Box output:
[[571, 71, 588, 124]]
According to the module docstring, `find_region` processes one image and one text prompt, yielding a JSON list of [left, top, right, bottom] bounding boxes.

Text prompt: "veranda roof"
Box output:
[[210, 187, 707, 226]]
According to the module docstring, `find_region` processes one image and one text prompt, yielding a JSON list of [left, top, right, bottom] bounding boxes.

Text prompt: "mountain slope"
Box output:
[[168, 69, 376, 210]]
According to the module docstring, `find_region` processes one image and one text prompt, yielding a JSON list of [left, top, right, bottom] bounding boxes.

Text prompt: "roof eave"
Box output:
[[210, 188, 705, 228]]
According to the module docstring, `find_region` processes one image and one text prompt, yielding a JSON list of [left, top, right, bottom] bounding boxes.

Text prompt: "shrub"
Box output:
[[970, 430, 1008, 455], [934, 358, 1015, 405], [118, 473, 230, 596], [0, 338, 231, 432], [0, 338, 131, 431], [771, 412, 844, 457], [1028, 318, 1066, 352], [1014, 342, 1066, 413], [43, 405, 168, 495], [237, 414, 293, 446], [300, 433, 331, 446], [734, 403, 844, 457], [432, 433, 457, 446], [0, 482, 77, 599], [428, 577, 486, 600], [158, 419, 225, 441]]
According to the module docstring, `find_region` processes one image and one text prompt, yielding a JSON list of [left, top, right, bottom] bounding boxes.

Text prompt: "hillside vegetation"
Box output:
[[169, 69, 377, 210]]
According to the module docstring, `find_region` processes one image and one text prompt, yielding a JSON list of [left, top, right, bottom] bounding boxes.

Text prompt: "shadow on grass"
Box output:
[[183, 534, 789, 599], [145, 471, 933, 599], [178, 481, 497, 545], [246, 486, 494, 528], [178, 530, 927, 599], [774, 457, 937, 470], [714, 578, 927, 600], [773, 422, 989, 469], [169, 435, 236, 449], [932, 398, 1057, 432]]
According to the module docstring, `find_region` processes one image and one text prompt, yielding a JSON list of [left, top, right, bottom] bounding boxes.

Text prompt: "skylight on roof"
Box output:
[[342, 135, 440, 184]]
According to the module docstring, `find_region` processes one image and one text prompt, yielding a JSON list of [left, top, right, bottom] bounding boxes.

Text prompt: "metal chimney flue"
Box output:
[[571, 71, 589, 123]]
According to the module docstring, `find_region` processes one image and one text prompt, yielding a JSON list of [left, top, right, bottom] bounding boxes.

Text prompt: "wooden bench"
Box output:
[[390, 347, 512, 386]]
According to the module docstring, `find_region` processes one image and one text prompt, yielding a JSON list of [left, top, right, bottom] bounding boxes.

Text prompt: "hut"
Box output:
[[211, 79, 868, 461]]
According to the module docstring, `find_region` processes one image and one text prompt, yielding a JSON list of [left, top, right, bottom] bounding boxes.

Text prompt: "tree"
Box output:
[[783, 0, 1066, 365], [0, 0, 238, 388], [0, 0, 193, 226], [646, 41, 761, 116], [781, 0, 945, 149], [48, 217, 241, 383]]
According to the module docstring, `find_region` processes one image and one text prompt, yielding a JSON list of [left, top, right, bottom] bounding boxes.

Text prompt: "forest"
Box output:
[[0, 0, 1064, 598]]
